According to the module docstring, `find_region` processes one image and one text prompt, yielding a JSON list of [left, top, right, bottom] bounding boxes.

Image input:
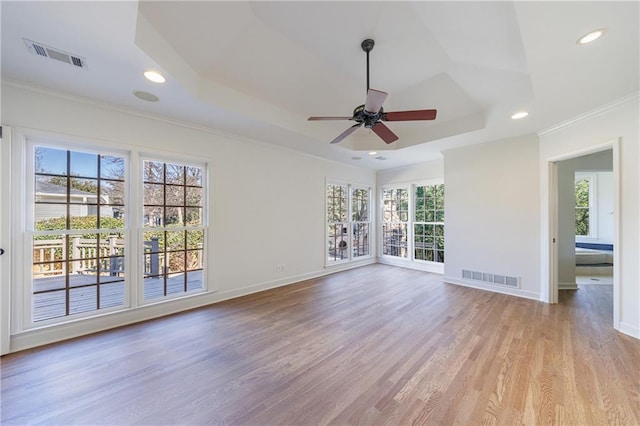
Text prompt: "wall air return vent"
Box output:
[[23, 39, 87, 69], [461, 269, 520, 288]]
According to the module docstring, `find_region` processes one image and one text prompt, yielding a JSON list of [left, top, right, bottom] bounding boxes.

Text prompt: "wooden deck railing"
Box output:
[[33, 237, 203, 278], [33, 236, 125, 277]]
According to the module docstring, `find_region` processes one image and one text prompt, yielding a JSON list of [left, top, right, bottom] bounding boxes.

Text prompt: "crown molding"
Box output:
[[2, 79, 372, 172], [538, 91, 639, 137]]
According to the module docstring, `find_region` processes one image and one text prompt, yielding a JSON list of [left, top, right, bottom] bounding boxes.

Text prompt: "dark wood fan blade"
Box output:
[[308, 116, 352, 121], [330, 123, 362, 144], [372, 122, 399, 144], [364, 89, 388, 113], [383, 109, 437, 121]]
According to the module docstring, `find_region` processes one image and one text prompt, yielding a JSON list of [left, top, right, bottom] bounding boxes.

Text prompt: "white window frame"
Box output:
[[351, 184, 372, 260], [1, 126, 13, 355], [9, 129, 211, 333], [14, 135, 131, 331], [380, 185, 410, 259], [412, 182, 445, 264], [325, 180, 372, 266], [139, 155, 209, 305], [575, 172, 597, 239], [379, 179, 445, 273]]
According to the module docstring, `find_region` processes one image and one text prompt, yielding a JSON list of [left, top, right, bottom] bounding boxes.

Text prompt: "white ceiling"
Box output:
[[2, 1, 638, 170]]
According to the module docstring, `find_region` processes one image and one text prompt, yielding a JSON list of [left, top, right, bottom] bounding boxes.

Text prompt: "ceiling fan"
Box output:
[[308, 39, 437, 145]]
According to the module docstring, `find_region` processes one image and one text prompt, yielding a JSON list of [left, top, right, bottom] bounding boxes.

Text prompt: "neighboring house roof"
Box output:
[[36, 181, 98, 197]]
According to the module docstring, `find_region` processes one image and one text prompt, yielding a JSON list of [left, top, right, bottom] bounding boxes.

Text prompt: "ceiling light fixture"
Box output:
[[368, 151, 377, 155], [511, 111, 529, 120], [144, 70, 166, 83], [577, 29, 605, 45]]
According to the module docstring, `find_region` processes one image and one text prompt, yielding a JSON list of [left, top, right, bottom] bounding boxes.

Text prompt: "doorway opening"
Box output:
[[547, 141, 620, 330]]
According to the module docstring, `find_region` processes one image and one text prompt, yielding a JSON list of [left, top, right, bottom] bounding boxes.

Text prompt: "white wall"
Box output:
[[593, 172, 614, 243], [377, 158, 444, 185], [443, 134, 541, 300], [539, 95, 639, 338], [1, 83, 376, 352]]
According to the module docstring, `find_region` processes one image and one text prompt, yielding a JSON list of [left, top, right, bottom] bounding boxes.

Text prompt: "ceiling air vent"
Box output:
[[23, 38, 87, 69]]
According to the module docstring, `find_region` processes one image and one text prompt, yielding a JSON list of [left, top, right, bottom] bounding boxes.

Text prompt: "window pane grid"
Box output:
[[327, 223, 349, 262], [575, 178, 590, 236], [413, 184, 445, 264], [143, 161, 205, 300], [382, 223, 408, 257], [327, 184, 371, 263], [32, 146, 127, 322], [382, 188, 409, 223], [382, 188, 409, 258], [353, 222, 369, 257]]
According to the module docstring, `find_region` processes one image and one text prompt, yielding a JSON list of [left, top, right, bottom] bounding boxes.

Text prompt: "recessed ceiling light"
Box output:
[[144, 70, 166, 83], [134, 91, 159, 102], [577, 29, 605, 45], [511, 111, 529, 120], [368, 151, 377, 155]]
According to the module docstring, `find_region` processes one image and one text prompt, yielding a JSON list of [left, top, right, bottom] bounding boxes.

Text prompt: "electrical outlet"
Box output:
[[281, 264, 287, 271], [276, 264, 282, 273]]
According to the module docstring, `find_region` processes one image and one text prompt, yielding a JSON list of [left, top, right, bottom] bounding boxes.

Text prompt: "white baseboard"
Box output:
[[619, 322, 640, 340], [558, 282, 578, 290], [9, 260, 376, 354], [443, 276, 540, 301], [377, 256, 444, 274]]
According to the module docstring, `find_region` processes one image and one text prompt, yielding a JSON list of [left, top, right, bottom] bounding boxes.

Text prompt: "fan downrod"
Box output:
[[361, 39, 375, 91]]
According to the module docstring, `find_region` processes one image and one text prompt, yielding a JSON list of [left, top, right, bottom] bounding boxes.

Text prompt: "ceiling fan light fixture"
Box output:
[[577, 29, 605, 45], [511, 111, 529, 120], [144, 70, 166, 83]]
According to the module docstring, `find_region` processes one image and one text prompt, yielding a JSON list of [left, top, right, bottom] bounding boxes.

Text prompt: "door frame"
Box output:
[[542, 139, 620, 329], [1, 126, 12, 355]]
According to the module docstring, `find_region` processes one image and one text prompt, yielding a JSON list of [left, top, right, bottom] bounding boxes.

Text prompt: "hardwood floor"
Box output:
[[2, 264, 639, 425]]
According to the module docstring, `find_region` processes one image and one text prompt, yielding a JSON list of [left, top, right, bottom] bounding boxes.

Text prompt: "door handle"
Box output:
[[0, 248, 4, 255]]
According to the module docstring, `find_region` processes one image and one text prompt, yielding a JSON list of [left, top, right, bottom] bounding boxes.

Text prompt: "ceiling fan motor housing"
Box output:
[[353, 104, 383, 128]]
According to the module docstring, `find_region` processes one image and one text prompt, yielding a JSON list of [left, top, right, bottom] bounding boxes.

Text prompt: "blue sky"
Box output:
[[36, 146, 124, 179]]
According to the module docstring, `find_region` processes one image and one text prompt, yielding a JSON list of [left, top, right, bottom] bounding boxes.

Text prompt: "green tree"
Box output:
[[575, 179, 590, 236]]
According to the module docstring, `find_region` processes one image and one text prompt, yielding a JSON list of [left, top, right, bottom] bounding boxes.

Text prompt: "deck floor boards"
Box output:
[[32, 272, 203, 321]]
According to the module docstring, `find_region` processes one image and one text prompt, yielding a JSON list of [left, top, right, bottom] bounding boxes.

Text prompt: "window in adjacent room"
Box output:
[[575, 175, 593, 237]]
